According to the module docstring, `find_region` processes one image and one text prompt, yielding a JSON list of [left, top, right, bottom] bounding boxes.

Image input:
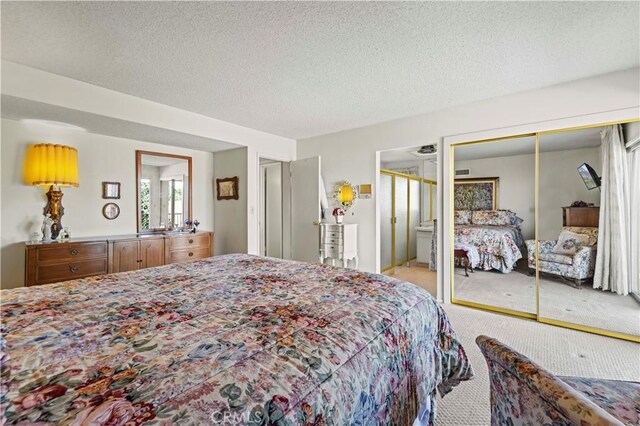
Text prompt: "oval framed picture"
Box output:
[[102, 202, 120, 220]]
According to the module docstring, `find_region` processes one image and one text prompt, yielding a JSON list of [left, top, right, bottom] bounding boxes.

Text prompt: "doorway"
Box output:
[[378, 145, 439, 298], [259, 159, 284, 258]]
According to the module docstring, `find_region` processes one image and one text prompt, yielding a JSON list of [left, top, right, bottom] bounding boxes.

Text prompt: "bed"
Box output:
[[454, 210, 525, 273], [0, 254, 473, 425]]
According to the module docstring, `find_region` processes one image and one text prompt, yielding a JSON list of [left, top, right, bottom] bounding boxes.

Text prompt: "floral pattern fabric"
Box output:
[[559, 377, 640, 425], [476, 335, 637, 426], [471, 210, 513, 227], [526, 228, 598, 280], [454, 210, 472, 225], [0, 254, 473, 425], [454, 225, 524, 273], [552, 230, 593, 255]]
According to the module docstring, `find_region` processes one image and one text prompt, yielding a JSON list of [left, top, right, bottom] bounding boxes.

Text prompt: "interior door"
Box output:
[[290, 156, 321, 262]]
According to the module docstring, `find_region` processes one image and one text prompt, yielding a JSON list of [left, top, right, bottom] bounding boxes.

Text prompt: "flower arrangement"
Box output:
[[332, 207, 345, 224]]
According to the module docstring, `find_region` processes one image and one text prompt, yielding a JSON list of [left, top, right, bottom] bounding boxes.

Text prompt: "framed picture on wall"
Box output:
[[454, 177, 499, 210], [216, 176, 239, 200], [102, 182, 121, 199]]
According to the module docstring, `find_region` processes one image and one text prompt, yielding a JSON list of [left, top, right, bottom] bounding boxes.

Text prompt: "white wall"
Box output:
[[538, 147, 601, 240], [298, 67, 640, 300], [213, 147, 248, 255], [1, 118, 215, 289]]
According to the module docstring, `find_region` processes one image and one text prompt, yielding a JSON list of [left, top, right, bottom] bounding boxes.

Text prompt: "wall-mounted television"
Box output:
[[577, 163, 601, 190]]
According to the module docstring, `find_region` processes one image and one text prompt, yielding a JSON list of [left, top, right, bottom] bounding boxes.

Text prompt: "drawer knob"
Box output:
[[188, 252, 194, 257], [69, 265, 79, 273], [70, 249, 79, 256], [189, 239, 194, 244]]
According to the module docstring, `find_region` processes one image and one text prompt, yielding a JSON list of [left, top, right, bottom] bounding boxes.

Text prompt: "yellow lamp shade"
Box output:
[[23, 144, 79, 187]]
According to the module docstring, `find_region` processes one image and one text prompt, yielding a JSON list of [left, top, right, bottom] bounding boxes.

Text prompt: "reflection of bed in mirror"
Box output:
[[453, 210, 525, 273]]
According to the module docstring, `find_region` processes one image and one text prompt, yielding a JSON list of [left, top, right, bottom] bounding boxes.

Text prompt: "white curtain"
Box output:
[[593, 125, 630, 295], [628, 141, 640, 295]]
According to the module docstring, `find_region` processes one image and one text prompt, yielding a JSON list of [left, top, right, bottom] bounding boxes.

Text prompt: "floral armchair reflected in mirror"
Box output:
[[136, 151, 192, 233], [333, 181, 358, 211]]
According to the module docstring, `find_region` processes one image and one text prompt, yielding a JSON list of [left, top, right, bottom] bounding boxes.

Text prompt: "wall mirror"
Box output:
[[136, 151, 192, 232], [451, 135, 536, 316], [334, 181, 358, 210]]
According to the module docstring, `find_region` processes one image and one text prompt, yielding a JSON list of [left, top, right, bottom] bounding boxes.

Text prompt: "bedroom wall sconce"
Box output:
[[23, 143, 79, 240]]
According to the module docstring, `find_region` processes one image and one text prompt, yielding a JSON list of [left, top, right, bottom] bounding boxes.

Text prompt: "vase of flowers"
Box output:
[[332, 207, 345, 224]]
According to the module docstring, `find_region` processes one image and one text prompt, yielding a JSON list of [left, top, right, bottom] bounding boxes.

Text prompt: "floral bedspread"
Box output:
[[454, 225, 524, 273], [0, 254, 473, 425]]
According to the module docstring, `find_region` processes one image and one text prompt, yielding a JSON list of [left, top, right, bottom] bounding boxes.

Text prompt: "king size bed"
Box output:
[[1, 254, 472, 425]]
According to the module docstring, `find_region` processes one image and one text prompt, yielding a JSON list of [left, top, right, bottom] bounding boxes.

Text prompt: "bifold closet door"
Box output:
[[380, 173, 393, 270], [394, 176, 409, 265], [409, 178, 421, 260]]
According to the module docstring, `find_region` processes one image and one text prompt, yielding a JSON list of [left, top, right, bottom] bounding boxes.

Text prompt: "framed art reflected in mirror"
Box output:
[[454, 177, 499, 211]]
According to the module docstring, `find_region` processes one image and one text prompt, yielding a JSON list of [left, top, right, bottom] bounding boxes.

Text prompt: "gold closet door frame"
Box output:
[[380, 169, 432, 271], [449, 118, 640, 343]]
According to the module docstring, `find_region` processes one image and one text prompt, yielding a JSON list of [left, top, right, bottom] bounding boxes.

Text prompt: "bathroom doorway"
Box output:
[[378, 145, 438, 298]]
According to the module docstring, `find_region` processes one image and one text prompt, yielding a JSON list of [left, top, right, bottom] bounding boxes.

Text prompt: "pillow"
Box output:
[[552, 231, 592, 255], [454, 210, 472, 225], [507, 211, 524, 228], [471, 210, 512, 226], [563, 227, 598, 246]]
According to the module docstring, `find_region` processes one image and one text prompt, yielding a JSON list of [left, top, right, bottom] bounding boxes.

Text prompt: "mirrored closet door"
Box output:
[[451, 135, 537, 316], [537, 122, 640, 339]]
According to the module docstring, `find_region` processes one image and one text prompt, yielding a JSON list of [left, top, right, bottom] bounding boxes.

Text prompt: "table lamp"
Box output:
[[23, 143, 79, 240]]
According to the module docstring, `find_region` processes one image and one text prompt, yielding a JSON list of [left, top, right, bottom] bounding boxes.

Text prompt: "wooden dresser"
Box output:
[[25, 231, 213, 286], [562, 206, 600, 227], [319, 223, 358, 268], [25, 240, 109, 287]]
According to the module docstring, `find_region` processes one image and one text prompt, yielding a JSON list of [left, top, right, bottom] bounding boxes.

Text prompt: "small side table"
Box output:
[[319, 223, 358, 269], [454, 248, 474, 277]]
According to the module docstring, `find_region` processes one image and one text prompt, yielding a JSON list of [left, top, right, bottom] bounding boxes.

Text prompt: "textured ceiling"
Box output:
[[2, 2, 638, 139]]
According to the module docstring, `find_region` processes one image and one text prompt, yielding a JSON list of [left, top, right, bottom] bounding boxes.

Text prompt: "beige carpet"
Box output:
[[435, 304, 640, 425], [454, 268, 640, 337]]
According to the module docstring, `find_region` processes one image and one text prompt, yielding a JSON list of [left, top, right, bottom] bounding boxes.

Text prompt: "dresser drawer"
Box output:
[[321, 228, 343, 238], [323, 234, 343, 244], [170, 234, 210, 250], [321, 244, 344, 258], [170, 246, 211, 263], [34, 258, 108, 285], [37, 242, 108, 263]]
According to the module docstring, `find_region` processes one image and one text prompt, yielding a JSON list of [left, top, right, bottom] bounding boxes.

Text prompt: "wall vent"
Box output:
[[455, 168, 471, 176]]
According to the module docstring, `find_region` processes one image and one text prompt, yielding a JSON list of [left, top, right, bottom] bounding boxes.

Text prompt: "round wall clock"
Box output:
[[102, 202, 120, 220]]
